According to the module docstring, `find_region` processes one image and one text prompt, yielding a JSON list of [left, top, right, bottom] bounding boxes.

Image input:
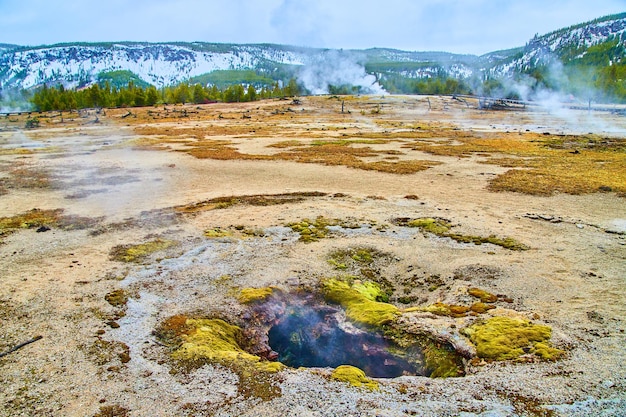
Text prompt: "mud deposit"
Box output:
[[1, 96, 625, 416]]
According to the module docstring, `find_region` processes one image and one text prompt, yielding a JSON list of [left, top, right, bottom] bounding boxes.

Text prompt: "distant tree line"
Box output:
[[378, 75, 473, 96], [381, 66, 626, 103], [30, 78, 302, 112], [23, 35, 626, 113]]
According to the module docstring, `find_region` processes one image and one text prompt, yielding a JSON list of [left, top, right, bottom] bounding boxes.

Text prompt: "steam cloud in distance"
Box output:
[[298, 50, 386, 95]]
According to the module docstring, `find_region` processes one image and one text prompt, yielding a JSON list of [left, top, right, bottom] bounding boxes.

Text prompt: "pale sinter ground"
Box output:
[[0, 95, 625, 417]]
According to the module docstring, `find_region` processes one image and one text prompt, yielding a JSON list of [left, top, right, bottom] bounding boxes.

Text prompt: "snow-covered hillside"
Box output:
[[1, 13, 624, 91], [488, 13, 626, 76], [0, 43, 312, 89], [0, 42, 482, 92]]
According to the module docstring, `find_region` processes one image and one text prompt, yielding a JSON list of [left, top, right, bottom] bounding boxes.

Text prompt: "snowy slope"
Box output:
[[0, 43, 312, 89], [1, 13, 624, 90], [489, 13, 626, 76], [0, 41, 483, 90]]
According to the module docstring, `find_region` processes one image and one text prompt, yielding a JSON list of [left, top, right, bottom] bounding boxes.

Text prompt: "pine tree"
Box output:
[[89, 84, 102, 108], [192, 84, 207, 104], [134, 87, 145, 107], [285, 78, 299, 96], [245, 84, 257, 102], [173, 83, 191, 104], [145, 86, 159, 106], [233, 84, 245, 102], [208, 85, 220, 101]]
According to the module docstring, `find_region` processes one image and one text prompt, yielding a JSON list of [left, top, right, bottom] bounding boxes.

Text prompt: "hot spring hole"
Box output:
[[267, 303, 426, 378]]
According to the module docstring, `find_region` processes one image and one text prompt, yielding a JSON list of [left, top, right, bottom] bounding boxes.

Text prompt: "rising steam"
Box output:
[[298, 50, 386, 95], [480, 54, 624, 134]]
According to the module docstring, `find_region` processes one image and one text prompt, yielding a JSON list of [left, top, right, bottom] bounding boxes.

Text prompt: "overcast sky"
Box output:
[[0, 0, 624, 55]]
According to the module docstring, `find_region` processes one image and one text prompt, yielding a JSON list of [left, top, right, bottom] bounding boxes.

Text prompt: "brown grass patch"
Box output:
[[127, 98, 625, 194], [94, 405, 130, 417], [274, 142, 377, 164], [185, 140, 270, 161], [0, 148, 35, 156], [0, 162, 57, 190], [132, 118, 289, 138], [135, 125, 438, 174], [175, 191, 327, 213], [0, 208, 64, 235], [129, 101, 441, 175], [487, 150, 626, 195], [268, 140, 305, 148], [0, 208, 100, 241], [270, 142, 437, 174], [357, 160, 440, 174], [406, 130, 626, 195]]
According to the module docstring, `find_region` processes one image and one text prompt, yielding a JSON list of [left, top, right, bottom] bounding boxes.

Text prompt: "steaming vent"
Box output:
[[261, 294, 426, 378]]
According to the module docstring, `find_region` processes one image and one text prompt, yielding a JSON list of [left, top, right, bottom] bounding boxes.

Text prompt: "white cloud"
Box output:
[[270, 0, 331, 47], [0, 0, 623, 54]]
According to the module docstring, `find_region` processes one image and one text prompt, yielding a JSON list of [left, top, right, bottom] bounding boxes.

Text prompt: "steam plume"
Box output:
[[298, 50, 386, 95]]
